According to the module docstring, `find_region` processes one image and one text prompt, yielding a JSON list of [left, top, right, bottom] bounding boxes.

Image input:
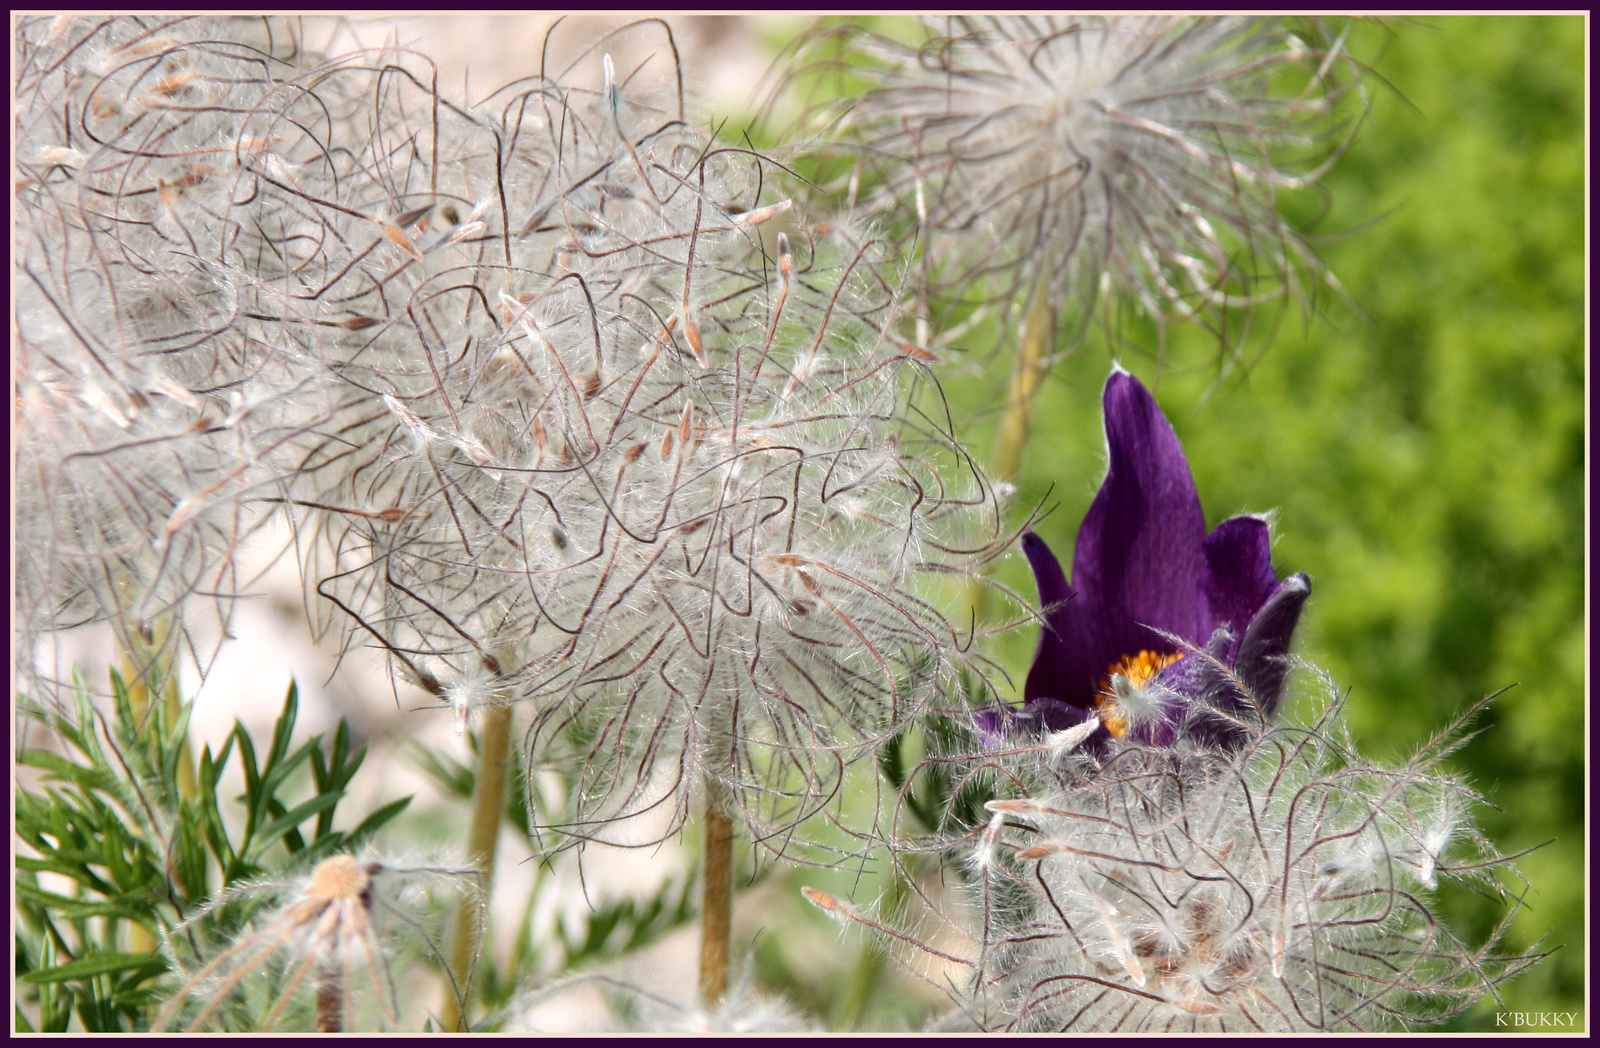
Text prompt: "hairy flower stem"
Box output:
[[967, 271, 1057, 620], [315, 961, 345, 1033], [440, 703, 512, 1031], [699, 775, 735, 1007], [995, 272, 1057, 483]]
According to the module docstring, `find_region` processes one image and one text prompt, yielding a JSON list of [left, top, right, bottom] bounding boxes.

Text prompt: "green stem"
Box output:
[[440, 702, 512, 1031], [994, 272, 1057, 484], [698, 775, 734, 1008], [965, 273, 1056, 622]]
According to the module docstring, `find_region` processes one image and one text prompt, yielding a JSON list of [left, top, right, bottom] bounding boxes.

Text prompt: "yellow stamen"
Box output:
[[1094, 650, 1186, 738]]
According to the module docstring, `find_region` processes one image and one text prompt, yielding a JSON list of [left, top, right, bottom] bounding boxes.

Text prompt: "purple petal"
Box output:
[[1176, 573, 1311, 751], [1019, 697, 1099, 737], [1020, 531, 1098, 709], [1233, 571, 1311, 722], [973, 695, 1097, 749], [1158, 627, 1243, 750], [1072, 371, 1208, 661], [973, 705, 1015, 749], [1203, 515, 1281, 655]]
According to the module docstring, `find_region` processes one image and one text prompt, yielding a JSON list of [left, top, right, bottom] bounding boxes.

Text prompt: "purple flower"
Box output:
[[979, 369, 1310, 752]]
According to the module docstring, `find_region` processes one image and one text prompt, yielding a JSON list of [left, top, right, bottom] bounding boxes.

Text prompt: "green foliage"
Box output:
[[557, 878, 700, 965], [14, 673, 409, 1031]]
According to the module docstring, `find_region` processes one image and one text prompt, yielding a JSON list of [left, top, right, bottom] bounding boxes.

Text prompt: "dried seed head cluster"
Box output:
[[14, 11, 1004, 853], [156, 854, 476, 1032], [821, 680, 1539, 1032], [120, 18, 1010, 848], [13, 16, 336, 696], [775, 16, 1365, 348], [498, 219, 1003, 850]]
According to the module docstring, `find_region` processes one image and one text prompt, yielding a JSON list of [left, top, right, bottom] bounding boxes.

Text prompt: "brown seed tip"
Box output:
[[1014, 843, 1066, 861], [152, 72, 196, 97], [380, 219, 425, 263], [800, 886, 843, 912], [684, 314, 707, 368], [678, 401, 694, 445], [777, 232, 793, 282], [733, 199, 792, 228], [895, 340, 941, 363]]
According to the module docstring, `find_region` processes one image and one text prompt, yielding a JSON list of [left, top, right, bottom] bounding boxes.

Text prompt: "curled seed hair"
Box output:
[[14, 15, 343, 704], [813, 676, 1541, 1031], [80, 17, 1015, 854], [765, 16, 1369, 365]]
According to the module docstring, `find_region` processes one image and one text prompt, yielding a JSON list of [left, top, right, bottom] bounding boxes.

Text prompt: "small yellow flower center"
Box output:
[[1094, 650, 1186, 738]]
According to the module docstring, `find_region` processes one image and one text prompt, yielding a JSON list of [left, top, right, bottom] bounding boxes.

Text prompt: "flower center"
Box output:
[[1094, 650, 1186, 738]]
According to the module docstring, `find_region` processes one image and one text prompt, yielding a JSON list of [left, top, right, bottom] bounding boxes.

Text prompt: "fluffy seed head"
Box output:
[[811, 676, 1538, 1031], [156, 854, 476, 1032], [211, 20, 1010, 851], [962, 682, 1539, 1031], [13, 16, 335, 698], [775, 16, 1365, 351], [13, 16, 1006, 854]]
